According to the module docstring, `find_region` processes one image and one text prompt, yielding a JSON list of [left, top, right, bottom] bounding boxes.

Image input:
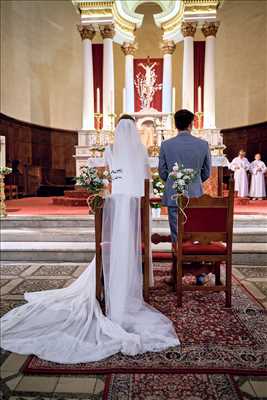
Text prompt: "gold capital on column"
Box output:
[[201, 21, 220, 37], [181, 22, 197, 38], [161, 40, 176, 55], [77, 24, 96, 41], [121, 42, 137, 56], [100, 24, 115, 39]]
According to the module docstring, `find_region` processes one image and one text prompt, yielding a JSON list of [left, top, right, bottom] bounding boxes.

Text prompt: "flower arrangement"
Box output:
[[169, 162, 198, 198], [151, 172, 165, 209], [0, 167, 12, 175], [75, 166, 120, 212], [75, 166, 111, 194]]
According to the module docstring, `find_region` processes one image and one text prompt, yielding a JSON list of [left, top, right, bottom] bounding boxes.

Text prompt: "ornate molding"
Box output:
[[100, 24, 115, 39], [121, 42, 137, 56], [184, 0, 222, 13], [181, 22, 197, 37], [201, 21, 220, 37], [77, 24, 96, 40], [161, 40, 176, 55]]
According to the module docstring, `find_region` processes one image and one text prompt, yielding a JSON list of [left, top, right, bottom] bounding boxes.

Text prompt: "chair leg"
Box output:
[[225, 260, 232, 308], [172, 256, 177, 291], [215, 262, 221, 285], [143, 261, 149, 301], [177, 260, 183, 307]]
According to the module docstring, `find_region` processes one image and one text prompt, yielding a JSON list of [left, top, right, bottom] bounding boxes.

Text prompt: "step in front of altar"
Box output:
[[1, 215, 267, 264], [1, 241, 266, 265], [52, 189, 89, 207]]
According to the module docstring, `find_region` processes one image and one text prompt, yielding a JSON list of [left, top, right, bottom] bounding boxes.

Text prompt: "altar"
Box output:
[[73, 20, 228, 197]]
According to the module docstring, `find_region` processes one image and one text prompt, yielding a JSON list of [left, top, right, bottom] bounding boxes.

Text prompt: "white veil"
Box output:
[[111, 118, 150, 196]]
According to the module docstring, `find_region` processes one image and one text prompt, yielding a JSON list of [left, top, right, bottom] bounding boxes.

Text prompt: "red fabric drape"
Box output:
[[194, 41, 205, 129], [92, 44, 103, 128], [134, 58, 163, 112]]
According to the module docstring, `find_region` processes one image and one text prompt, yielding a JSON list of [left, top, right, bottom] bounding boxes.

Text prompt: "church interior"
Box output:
[[0, 0, 267, 399]]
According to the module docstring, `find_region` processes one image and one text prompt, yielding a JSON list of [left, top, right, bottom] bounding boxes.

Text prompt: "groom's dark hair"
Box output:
[[119, 114, 135, 122], [174, 109, 195, 130]]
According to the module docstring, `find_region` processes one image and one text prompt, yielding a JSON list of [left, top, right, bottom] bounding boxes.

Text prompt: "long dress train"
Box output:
[[0, 120, 179, 363]]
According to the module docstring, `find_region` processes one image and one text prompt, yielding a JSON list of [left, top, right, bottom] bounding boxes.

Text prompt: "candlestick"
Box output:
[[96, 88, 100, 114], [198, 86, 202, 113], [195, 111, 204, 132], [108, 112, 117, 133]]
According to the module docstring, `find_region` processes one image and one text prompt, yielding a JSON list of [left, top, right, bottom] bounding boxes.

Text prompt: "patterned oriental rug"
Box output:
[[22, 267, 267, 376], [103, 373, 243, 400]]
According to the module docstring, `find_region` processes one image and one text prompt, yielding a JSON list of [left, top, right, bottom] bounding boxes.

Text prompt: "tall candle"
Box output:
[[96, 88, 100, 114], [198, 86, 202, 113], [123, 88, 126, 113], [110, 90, 113, 114], [0, 136, 6, 168], [172, 87, 176, 114]]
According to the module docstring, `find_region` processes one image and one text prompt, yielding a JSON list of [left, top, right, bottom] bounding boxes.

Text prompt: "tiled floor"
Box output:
[[1, 263, 267, 400]]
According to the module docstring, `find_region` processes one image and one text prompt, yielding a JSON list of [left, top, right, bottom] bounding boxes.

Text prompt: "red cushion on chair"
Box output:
[[152, 252, 173, 261], [182, 241, 227, 255]]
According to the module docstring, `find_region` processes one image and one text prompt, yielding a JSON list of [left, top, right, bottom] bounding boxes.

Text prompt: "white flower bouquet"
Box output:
[[75, 166, 121, 212], [169, 162, 198, 197]]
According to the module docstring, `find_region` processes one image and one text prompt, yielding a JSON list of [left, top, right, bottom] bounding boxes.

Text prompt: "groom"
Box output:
[[158, 109, 211, 282]]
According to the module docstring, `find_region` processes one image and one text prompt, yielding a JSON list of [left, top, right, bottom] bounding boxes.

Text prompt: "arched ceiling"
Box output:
[[72, 0, 222, 44]]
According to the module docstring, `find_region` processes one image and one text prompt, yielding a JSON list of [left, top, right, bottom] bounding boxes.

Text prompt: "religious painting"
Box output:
[[134, 58, 163, 112]]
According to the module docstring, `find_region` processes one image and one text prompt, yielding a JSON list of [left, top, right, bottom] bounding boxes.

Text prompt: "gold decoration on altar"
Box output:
[[90, 113, 104, 157], [195, 111, 204, 132], [100, 24, 115, 39], [160, 41, 176, 55], [201, 21, 220, 37], [0, 168, 12, 218], [181, 22, 197, 38], [108, 112, 117, 134], [0, 175, 7, 218], [77, 24, 96, 40]]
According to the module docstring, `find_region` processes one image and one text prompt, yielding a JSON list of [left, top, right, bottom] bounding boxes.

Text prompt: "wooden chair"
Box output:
[[95, 179, 151, 304], [175, 176, 234, 308]]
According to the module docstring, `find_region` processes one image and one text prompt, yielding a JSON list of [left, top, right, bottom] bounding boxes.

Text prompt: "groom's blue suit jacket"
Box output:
[[158, 130, 211, 207]]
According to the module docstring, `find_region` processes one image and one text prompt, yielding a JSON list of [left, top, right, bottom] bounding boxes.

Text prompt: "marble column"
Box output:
[[77, 24, 95, 131], [100, 24, 115, 130], [121, 42, 137, 113], [202, 21, 220, 129], [161, 41, 176, 115], [181, 22, 197, 112]]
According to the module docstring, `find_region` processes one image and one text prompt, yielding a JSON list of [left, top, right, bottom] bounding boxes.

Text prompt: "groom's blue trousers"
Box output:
[[167, 206, 178, 243]]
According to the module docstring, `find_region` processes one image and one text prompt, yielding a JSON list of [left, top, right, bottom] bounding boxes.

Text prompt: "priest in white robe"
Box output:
[[229, 150, 250, 197], [249, 153, 267, 200]]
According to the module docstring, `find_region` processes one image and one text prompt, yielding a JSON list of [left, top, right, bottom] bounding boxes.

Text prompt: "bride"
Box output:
[[0, 115, 179, 364]]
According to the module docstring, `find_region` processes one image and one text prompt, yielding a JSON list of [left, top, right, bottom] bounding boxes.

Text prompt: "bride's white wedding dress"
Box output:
[[0, 120, 179, 364]]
